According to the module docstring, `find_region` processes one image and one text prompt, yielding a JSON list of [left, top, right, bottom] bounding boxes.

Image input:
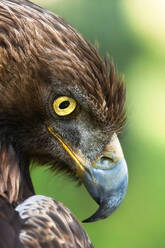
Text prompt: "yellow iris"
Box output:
[[53, 96, 77, 116]]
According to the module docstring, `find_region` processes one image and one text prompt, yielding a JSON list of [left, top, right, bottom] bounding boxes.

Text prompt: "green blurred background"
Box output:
[[31, 0, 165, 247]]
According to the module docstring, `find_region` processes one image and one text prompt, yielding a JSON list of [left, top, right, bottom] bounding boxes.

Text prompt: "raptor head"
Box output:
[[0, 0, 128, 222]]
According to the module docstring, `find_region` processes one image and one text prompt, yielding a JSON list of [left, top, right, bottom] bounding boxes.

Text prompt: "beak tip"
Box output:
[[82, 173, 128, 223], [82, 218, 93, 223], [82, 208, 104, 223]]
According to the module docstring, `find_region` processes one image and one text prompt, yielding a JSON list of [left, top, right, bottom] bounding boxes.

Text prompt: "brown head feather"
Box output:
[[0, 0, 126, 134]]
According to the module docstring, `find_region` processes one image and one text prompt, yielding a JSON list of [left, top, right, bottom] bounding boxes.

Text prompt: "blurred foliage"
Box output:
[[31, 0, 165, 247]]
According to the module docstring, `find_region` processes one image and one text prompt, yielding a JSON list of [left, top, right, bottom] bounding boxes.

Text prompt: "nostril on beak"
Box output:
[[94, 153, 118, 170]]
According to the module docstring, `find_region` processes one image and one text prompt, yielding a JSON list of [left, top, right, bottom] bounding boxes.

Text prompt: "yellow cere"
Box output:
[[53, 96, 77, 116]]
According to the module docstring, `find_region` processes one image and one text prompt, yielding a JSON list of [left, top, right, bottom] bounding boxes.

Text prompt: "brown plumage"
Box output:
[[0, 196, 23, 248], [16, 195, 93, 248], [0, 0, 127, 247]]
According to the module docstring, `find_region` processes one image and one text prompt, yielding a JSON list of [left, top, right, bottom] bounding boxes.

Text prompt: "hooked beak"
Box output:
[[48, 127, 128, 223]]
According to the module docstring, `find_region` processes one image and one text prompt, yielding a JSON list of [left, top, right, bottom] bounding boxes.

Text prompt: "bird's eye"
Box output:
[[53, 96, 77, 116]]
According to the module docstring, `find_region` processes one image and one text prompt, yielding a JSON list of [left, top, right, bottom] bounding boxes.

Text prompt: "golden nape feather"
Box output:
[[0, 0, 128, 247]]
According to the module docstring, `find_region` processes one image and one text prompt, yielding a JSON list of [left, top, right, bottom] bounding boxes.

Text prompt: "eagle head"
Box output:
[[0, 0, 128, 222]]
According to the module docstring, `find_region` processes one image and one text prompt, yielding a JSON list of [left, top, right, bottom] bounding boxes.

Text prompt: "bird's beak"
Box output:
[[48, 127, 128, 222]]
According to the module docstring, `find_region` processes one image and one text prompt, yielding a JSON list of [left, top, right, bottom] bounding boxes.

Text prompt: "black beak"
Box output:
[[48, 127, 128, 223], [81, 133, 128, 222], [82, 158, 128, 222]]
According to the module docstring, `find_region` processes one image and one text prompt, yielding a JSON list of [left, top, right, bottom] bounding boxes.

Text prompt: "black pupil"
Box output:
[[59, 100, 70, 109]]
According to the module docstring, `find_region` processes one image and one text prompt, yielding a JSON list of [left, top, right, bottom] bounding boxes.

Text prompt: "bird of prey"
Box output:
[[0, 0, 128, 247]]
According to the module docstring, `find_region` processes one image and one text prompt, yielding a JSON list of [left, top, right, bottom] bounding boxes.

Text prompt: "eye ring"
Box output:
[[53, 96, 77, 116]]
